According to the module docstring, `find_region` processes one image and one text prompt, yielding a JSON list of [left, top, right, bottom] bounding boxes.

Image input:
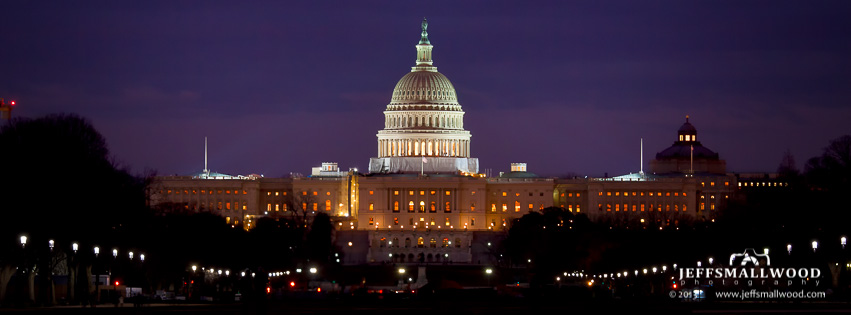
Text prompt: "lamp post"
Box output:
[[20, 235, 27, 248], [787, 244, 792, 255], [49, 240, 55, 252], [842, 237, 846, 249], [485, 268, 493, 287], [812, 241, 818, 253], [94, 246, 100, 304]]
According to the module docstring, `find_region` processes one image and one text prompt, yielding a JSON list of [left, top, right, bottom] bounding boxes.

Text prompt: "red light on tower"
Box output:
[[115, 281, 120, 286], [289, 281, 295, 287], [9, 101, 14, 106]]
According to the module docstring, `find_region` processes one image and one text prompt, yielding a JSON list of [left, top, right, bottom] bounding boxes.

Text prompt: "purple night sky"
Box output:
[[1, 1, 849, 177]]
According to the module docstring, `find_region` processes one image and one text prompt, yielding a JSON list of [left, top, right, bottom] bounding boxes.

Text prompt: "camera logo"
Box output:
[[729, 248, 771, 266]]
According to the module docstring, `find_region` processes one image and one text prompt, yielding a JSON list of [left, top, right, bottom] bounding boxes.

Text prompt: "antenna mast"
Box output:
[[204, 137, 209, 176]]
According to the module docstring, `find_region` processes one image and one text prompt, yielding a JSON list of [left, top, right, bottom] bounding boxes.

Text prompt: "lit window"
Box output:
[[394, 191, 399, 196], [409, 191, 414, 196], [471, 218, 475, 226], [445, 191, 451, 196], [561, 193, 566, 197], [607, 192, 611, 196], [313, 191, 318, 196], [470, 203, 475, 211], [445, 218, 450, 226], [394, 217, 399, 225], [502, 204, 507, 212], [325, 200, 331, 211], [408, 201, 414, 212], [302, 202, 307, 210], [491, 204, 496, 212], [313, 203, 318, 211], [282, 204, 286, 211], [267, 204, 271, 211], [577, 193, 580, 197], [420, 191, 425, 196], [420, 201, 425, 212], [369, 190, 374, 195], [369, 203, 374, 211], [471, 191, 476, 195], [369, 218, 374, 225], [576, 205, 581, 212], [275, 192, 279, 196], [303, 191, 307, 196], [516, 193, 520, 197], [529, 203, 533, 210], [275, 204, 280, 211], [394, 201, 399, 212], [615, 192, 619, 196], [666, 192, 670, 197], [515, 201, 520, 212], [267, 192, 271, 196], [326, 192, 331, 195], [445, 202, 451, 213], [225, 190, 230, 194], [711, 182, 715, 187], [430, 201, 436, 212], [598, 192, 603, 196], [502, 192, 507, 197]]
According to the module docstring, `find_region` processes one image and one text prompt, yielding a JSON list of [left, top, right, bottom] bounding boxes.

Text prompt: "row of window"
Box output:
[[600, 204, 688, 212], [499, 192, 546, 197], [372, 217, 508, 228], [560, 192, 582, 197], [599, 191, 688, 197], [394, 190, 452, 196], [391, 201, 452, 213], [377, 236, 462, 249], [164, 189, 246, 195]]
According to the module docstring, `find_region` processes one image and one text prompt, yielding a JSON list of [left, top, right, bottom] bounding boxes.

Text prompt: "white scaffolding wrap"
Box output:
[[368, 157, 479, 174]]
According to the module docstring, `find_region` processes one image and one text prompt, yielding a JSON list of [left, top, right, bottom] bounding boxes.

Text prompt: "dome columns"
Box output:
[[377, 138, 470, 158]]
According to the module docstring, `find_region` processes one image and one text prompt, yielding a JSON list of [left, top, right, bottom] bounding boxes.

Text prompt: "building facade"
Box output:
[[148, 20, 739, 265]]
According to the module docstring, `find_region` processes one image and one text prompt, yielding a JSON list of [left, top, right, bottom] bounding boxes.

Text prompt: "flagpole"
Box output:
[[421, 153, 424, 176]]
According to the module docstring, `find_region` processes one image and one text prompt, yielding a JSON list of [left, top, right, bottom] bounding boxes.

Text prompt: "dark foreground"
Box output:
[[3, 299, 851, 315]]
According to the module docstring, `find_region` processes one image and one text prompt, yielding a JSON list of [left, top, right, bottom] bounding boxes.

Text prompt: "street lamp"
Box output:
[[764, 248, 769, 255], [842, 236, 847, 249], [113, 249, 118, 258], [49, 239, 54, 251], [708, 257, 714, 265], [787, 244, 792, 255], [94, 246, 100, 257], [309, 267, 317, 274], [129, 251, 134, 260], [20, 235, 27, 248], [812, 241, 818, 252], [697, 261, 701, 267], [191, 265, 197, 272], [72, 242, 78, 253], [398, 268, 405, 274], [140, 254, 145, 262]]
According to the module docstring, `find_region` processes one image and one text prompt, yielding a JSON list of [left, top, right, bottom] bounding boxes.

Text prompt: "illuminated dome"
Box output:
[[389, 71, 459, 107], [369, 18, 478, 174]]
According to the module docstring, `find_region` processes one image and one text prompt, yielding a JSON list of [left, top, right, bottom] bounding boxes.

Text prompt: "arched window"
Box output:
[[408, 201, 414, 212], [445, 201, 451, 213], [394, 201, 399, 212], [393, 237, 399, 247], [430, 238, 436, 248], [430, 201, 436, 212], [442, 238, 449, 247], [419, 201, 425, 213], [417, 237, 424, 248]]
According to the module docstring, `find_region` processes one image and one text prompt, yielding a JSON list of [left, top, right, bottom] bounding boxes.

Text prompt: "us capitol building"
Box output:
[[149, 19, 750, 265]]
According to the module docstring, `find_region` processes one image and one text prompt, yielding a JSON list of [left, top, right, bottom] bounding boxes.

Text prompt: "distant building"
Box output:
[[148, 20, 739, 265]]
